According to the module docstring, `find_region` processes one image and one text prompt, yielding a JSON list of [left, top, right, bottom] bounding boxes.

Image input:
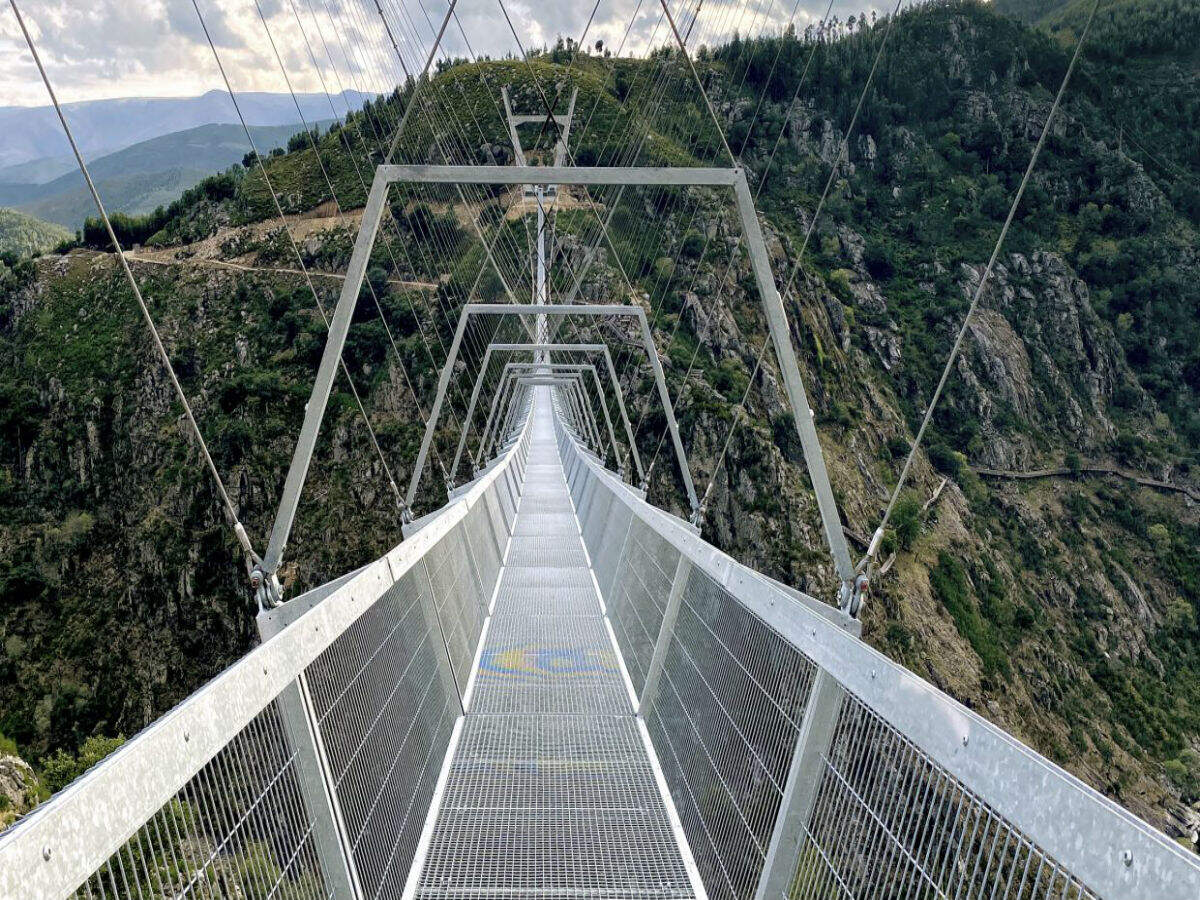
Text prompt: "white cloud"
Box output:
[[1, 0, 883, 107]]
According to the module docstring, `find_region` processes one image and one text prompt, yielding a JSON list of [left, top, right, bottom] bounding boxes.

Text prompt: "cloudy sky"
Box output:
[[0, 0, 884, 107]]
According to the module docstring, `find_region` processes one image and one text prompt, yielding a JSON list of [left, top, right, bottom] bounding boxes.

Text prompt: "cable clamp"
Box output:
[[839, 573, 869, 618], [250, 564, 283, 611]]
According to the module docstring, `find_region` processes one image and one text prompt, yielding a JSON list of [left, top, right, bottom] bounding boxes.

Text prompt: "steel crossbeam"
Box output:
[[405, 303, 697, 519]]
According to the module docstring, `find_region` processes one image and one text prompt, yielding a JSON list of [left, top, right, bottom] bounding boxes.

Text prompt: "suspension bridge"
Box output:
[[2, 0, 1199, 897]]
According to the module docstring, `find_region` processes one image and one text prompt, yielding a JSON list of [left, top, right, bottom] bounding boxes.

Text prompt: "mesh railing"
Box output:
[[71, 701, 329, 900], [0, 414, 530, 900], [554, 400, 1200, 900], [793, 693, 1097, 900]]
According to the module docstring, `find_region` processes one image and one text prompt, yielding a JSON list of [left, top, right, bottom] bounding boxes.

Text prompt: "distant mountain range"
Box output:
[[0, 89, 374, 175], [0, 90, 373, 230], [0, 121, 334, 230]]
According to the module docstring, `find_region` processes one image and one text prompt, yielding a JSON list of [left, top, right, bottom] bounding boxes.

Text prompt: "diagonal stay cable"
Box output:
[[252, 0, 453, 478], [657, 0, 737, 166], [695, 0, 903, 519], [862, 0, 1102, 569], [9, 0, 262, 569], [641, 0, 840, 477]]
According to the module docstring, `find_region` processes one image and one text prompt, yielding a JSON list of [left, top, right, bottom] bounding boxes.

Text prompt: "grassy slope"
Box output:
[[0, 122, 331, 230]]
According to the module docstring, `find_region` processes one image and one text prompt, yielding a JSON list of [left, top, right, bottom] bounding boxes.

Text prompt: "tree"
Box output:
[[1065, 451, 1082, 477]]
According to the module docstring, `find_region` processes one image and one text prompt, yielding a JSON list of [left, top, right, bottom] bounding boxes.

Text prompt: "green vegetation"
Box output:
[[721, 0, 1199, 458], [39, 734, 125, 793], [0, 0, 1196, 839], [0, 208, 69, 258]]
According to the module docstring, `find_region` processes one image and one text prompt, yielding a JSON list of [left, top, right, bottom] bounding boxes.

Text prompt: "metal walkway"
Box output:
[[416, 392, 700, 898]]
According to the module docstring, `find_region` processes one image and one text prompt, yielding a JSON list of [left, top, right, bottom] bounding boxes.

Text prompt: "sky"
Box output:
[[0, 0, 885, 108]]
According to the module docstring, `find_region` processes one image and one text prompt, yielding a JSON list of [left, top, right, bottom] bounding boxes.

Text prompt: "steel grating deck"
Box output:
[[415, 391, 699, 899]]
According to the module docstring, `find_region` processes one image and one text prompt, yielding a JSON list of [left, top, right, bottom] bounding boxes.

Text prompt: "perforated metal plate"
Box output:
[[493, 566, 600, 616]]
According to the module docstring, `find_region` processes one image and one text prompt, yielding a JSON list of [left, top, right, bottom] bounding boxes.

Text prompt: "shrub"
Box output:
[[927, 442, 965, 479], [1065, 451, 1082, 476], [40, 734, 126, 794], [891, 493, 923, 551], [863, 240, 895, 280], [931, 552, 1008, 676]]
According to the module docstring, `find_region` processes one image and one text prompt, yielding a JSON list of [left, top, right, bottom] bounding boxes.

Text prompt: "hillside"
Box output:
[[0, 0, 1196, 848], [0, 208, 67, 258], [0, 122, 334, 230]]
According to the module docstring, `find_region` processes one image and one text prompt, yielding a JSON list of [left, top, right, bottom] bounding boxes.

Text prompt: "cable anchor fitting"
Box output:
[[250, 564, 283, 611], [839, 573, 869, 619]]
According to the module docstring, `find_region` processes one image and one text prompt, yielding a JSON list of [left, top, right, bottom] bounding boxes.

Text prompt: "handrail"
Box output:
[[552, 399, 1200, 900], [0, 411, 534, 900]]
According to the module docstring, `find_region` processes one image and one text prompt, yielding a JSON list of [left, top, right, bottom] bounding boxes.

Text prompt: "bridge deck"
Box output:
[[415, 393, 699, 899]]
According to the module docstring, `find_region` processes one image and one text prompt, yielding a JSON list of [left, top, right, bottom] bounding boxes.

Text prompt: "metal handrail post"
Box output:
[[753, 667, 852, 900], [256, 614, 363, 899], [732, 171, 857, 598], [638, 555, 692, 717]]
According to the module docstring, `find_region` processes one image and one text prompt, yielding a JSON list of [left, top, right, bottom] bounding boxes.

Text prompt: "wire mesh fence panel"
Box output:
[[304, 569, 458, 900], [464, 499, 503, 589], [791, 692, 1099, 900], [482, 490, 510, 557], [71, 702, 329, 900], [592, 502, 636, 598], [643, 565, 818, 900], [580, 480, 614, 560], [604, 516, 680, 695], [424, 529, 486, 687]]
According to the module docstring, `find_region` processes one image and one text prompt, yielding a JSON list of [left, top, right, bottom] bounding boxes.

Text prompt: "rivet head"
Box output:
[[1122, 849, 1133, 868], [870, 669, 876, 679], [184, 731, 190, 742], [42, 846, 51, 861], [962, 734, 970, 747]]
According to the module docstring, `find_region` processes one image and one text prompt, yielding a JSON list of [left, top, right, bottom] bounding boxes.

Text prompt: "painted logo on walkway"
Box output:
[[480, 645, 619, 678]]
